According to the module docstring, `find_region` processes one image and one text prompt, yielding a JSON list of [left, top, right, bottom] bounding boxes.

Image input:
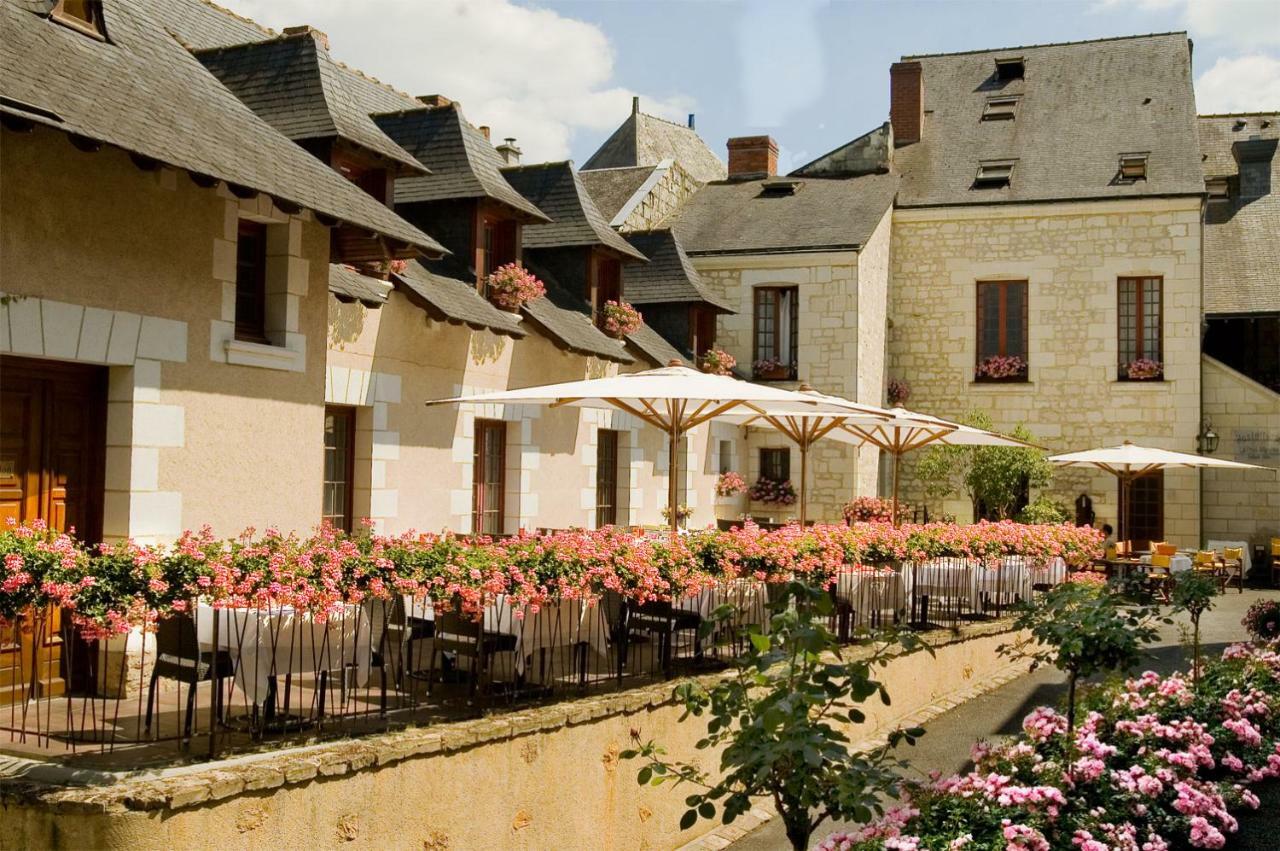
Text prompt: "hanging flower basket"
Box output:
[[1124, 358, 1163, 381], [887, 377, 911, 406], [484, 262, 546, 312], [749, 477, 797, 506], [752, 357, 789, 381], [699, 347, 737, 376], [975, 354, 1027, 382], [600, 300, 643, 338], [714, 471, 747, 497]]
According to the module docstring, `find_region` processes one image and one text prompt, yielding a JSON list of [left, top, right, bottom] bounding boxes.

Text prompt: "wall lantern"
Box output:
[[1196, 420, 1219, 455]]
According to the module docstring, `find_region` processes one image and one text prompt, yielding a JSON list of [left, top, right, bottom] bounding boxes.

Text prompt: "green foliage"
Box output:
[[1015, 495, 1068, 525], [1172, 570, 1220, 684], [914, 409, 1054, 521], [1001, 581, 1167, 732], [621, 581, 929, 851]]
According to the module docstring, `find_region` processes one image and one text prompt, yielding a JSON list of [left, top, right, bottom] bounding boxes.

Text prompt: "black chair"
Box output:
[[427, 608, 518, 697], [627, 599, 703, 676], [145, 614, 235, 738]]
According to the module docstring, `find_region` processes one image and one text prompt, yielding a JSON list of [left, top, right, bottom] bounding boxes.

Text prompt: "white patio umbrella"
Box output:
[[1048, 441, 1271, 543], [426, 361, 874, 530], [839, 409, 1042, 525]]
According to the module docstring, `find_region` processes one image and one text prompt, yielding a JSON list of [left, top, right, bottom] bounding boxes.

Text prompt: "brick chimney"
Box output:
[[283, 25, 329, 51], [727, 135, 778, 179], [889, 61, 923, 146], [417, 94, 453, 109], [478, 125, 491, 141]]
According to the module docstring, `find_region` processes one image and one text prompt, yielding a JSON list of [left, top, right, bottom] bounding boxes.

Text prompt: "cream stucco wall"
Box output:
[[889, 198, 1204, 545], [1201, 356, 1280, 550], [1, 129, 329, 542], [695, 247, 887, 524]]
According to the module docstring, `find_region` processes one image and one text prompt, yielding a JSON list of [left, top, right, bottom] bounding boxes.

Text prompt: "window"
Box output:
[[718, 439, 733, 475], [753, 286, 798, 378], [472, 420, 506, 536], [1123, 472, 1164, 548], [973, 159, 1016, 189], [478, 217, 518, 286], [981, 95, 1020, 121], [595, 429, 620, 527], [760, 447, 790, 483], [976, 280, 1028, 380], [51, 0, 106, 38], [994, 57, 1025, 81], [1118, 153, 1149, 183], [234, 221, 269, 343], [322, 406, 356, 533], [1117, 276, 1162, 378], [591, 254, 623, 326], [691, 306, 717, 357]]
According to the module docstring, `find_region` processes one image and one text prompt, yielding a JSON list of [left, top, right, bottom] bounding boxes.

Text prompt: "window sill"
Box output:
[[224, 338, 304, 373], [970, 379, 1031, 387], [1115, 377, 1166, 384]]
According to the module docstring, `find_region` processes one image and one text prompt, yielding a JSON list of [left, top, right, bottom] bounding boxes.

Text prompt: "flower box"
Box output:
[[975, 354, 1028, 382], [1122, 358, 1164, 381], [600, 300, 642, 338], [484, 262, 545, 312]]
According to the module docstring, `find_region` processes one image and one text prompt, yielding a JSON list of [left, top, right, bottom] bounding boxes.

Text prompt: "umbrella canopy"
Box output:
[[1048, 441, 1271, 543], [427, 362, 873, 530]]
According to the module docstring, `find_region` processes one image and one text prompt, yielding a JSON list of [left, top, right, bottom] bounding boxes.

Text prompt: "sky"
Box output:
[[224, 0, 1280, 172]]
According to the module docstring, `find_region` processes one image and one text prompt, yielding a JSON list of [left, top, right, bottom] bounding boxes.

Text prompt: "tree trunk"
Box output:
[[780, 806, 810, 851], [1066, 671, 1078, 738], [1193, 615, 1201, 687]]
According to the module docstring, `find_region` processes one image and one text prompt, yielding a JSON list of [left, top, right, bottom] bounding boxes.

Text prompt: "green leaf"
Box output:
[[680, 809, 699, 831], [749, 632, 771, 653], [698, 802, 716, 819]]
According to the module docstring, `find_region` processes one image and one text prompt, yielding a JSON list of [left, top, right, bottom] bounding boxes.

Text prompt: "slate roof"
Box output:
[[375, 105, 550, 221], [894, 33, 1205, 207], [1, 0, 443, 255], [621, 230, 733, 312], [521, 260, 633, 363], [392, 260, 526, 338], [194, 32, 425, 174], [585, 109, 726, 183], [502, 163, 647, 260], [1199, 113, 1280, 315], [626, 321, 687, 367], [671, 175, 899, 256], [329, 264, 392, 307], [152, 0, 274, 50], [578, 165, 657, 223]]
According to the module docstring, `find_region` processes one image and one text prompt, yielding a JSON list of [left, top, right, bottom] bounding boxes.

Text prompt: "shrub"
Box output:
[[1015, 495, 1068, 525]]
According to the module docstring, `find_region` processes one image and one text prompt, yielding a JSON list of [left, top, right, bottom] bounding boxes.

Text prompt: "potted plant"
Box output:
[[1242, 598, 1280, 643], [483, 262, 546, 312], [600, 299, 642, 338], [748, 477, 797, 506], [714, 471, 747, 498], [752, 357, 789, 381], [975, 354, 1027, 382], [1124, 357, 1163, 381], [699, 347, 737, 376], [841, 495, 908, 524], [660, 503, 693, 527], [886, 377, 910, 406]]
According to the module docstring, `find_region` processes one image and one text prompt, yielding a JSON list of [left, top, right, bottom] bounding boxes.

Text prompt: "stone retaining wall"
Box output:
[[1, 621, 1027, 851]]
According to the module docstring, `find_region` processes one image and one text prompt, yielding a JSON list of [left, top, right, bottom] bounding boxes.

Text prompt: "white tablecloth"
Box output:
[[196, 604, 371, 705], [833, 569, 906, 627], [1207, 540, 1252, 575], [1027, 556, 1068, 587], [1140, 553, 1193, 574]]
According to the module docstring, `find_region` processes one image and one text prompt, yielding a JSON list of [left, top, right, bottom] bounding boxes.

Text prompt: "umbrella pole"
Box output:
[[891, 452, 901, 527], [799, 440, 808, 527], [668, 418, 680, 532]]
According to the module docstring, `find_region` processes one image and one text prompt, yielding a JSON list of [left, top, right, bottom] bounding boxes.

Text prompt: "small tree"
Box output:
[[915, 409, 1053, 521], [622, 582, 928, 851], [1000, 581, 1165, 736], [1171, 570, 1219, 685]]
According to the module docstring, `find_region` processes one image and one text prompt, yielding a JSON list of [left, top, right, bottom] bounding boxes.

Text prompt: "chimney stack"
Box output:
[[283, 25, 329, 51], [687, 113, 696, 130], [417, 94, 453, 109], [478, 125, 491, 141], [726, 135, 778, 179], [889, 61, 923, 146], [632, 96, 640, 115], [496, 137, 522, 166]]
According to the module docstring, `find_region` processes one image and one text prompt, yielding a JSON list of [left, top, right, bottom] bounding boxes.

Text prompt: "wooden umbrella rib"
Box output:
[[604, 397, 668, 430], [685, 399, 743, 430]]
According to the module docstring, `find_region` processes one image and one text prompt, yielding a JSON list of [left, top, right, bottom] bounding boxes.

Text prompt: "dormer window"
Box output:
[[50, 0, 107, 39], [994, 57, 1025, 81], [973, 159, 1016, 189], [590, 253, 622, 328], [1118, 152, 1149, 183], [759, 178, 803, 197], [982, 95, 1020, 121], [1206, 177, 1230, 201], [332, 150, 390, 205], [478, 215, 518, 284]]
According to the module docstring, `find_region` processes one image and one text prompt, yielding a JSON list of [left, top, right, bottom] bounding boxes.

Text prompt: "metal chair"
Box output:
[[144, 614, 234, 738], [427, 607, 517, 697]]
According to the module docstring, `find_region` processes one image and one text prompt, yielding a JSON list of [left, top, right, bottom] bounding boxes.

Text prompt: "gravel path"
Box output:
[[730, 588, 1278, 850]]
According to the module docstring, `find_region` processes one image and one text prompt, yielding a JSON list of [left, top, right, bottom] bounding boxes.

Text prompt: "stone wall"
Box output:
[[1201, 356, 1280, 550], [1, 622, 1027, 851], [616, 160, 702, 233], [888, 198, 1204, 546]]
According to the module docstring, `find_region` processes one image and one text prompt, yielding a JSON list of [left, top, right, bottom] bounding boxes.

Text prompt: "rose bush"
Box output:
[[1, 519, 1102, 638], [820, 641, 1280, 850]]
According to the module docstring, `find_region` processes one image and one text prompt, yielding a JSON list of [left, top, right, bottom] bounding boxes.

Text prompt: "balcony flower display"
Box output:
[[749, 477, 797, 506], [1125, 357, 1164, 381], [483, 262, 546, 312], [752, 357, 788, 380], [887, 377, 911, 406], [975, 354, 1027, 381], [842, 495, 908, 525], [699, 347, 737, 376], [715, 471, 748, 497], [600, 299, 643, 338]]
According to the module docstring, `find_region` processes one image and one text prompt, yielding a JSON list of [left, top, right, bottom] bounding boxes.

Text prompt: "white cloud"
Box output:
[[1195, 54, 1280, 113], [220, 0, 695, 162], [1092, 0, 1280, 48]]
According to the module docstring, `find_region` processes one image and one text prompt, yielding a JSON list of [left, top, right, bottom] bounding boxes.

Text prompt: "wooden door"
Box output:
[[0, 355, 107, 704]]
